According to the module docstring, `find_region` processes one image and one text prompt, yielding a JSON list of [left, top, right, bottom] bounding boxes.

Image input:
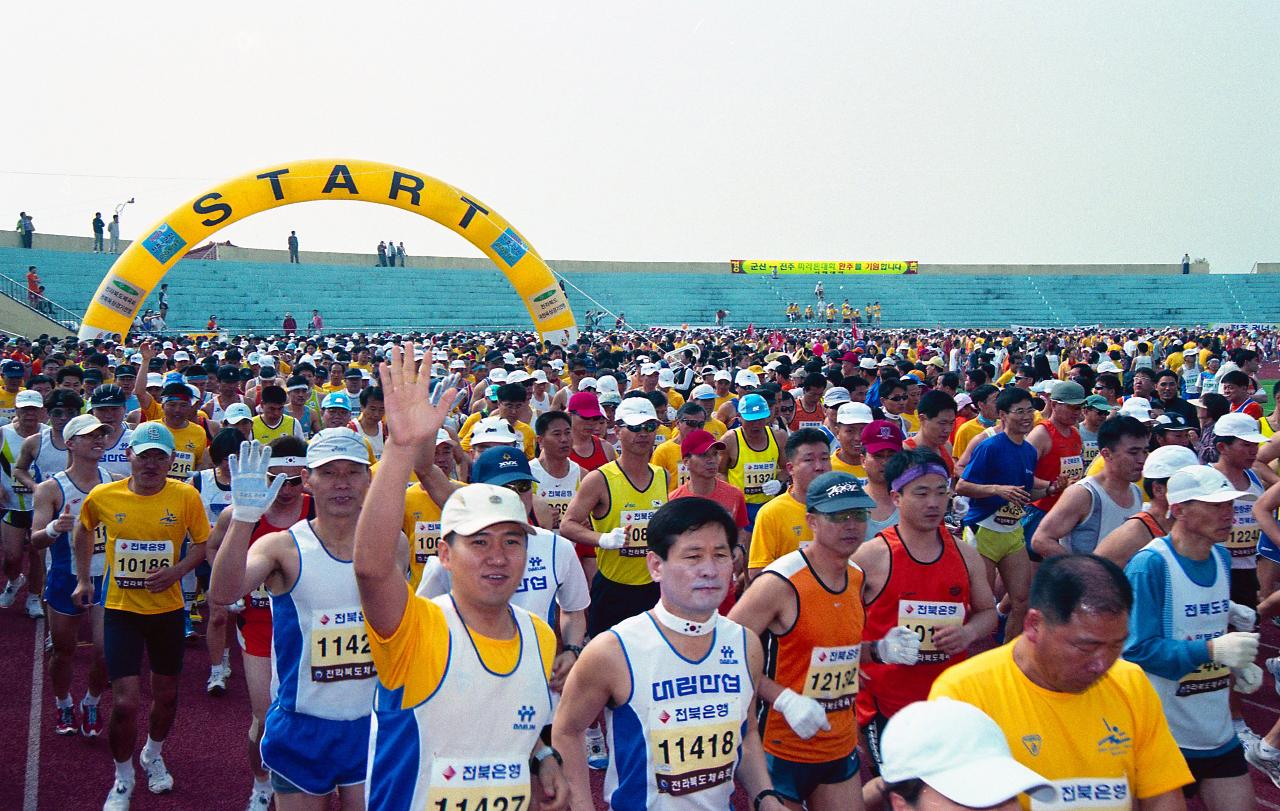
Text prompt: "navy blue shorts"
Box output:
[[103, 608, 185, 680], [44, 570, 102, 616], [765, 750, 861, 802]]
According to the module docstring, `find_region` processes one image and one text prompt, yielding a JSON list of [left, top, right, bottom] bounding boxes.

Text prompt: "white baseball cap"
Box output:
[[640, 363, 659, 376], [223, 403, 254, 424], [836, 402, 874, 425], [531, 370, 549, 384], [470, 417, 519, 446], [15, 390, 44, 409], [858, 357, 877, 370], [954, 393, 974, 410], [62, 414, 105, 442], [440, 483, 531, 538], [1143, 445, 1200, 479], [449, 359, 466, 370], [306, 428, 371, 468], [1214, 412, 1267, 443], [880, 699, 1053, 807], [595, 375, 620, 394], [657, 369, 676, 388], [690, 384, 716, 401], [146, 372, 164, 388], [734, 370, 760, 388], [1118, 397, 1154, 423], [489, 369, 508, 384], [822, 387, 851, 407], [713, 370, 732, 382], [505, 370, 531, 384], [1097, 360, 1122, 374], [616, 398, 658, 427], [1166, 465, 1249, 505], [435, 428, 456, 446]]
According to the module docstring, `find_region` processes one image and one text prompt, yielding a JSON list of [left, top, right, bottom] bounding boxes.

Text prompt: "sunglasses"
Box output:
[[280, 475, 304, 486], [681, 419, 706, 429], [49, 408, 71, 419], [505, 480, 533, 494], [821, 508, 869, 523], [623, 421, 660, 433]]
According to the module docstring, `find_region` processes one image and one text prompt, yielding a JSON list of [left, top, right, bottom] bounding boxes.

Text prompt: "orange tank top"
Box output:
[[1031, 421, 1084, 511], [789, 399, 824, 431], [761, 549, 864, 762], [856, 525, 970, 726]]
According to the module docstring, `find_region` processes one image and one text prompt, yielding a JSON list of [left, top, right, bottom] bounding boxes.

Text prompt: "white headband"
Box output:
[[269, 456, 305, 467]]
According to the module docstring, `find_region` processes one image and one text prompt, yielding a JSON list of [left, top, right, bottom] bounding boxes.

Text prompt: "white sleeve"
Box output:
[[553, 535, 591, 612], [414, 557, 452, 600]]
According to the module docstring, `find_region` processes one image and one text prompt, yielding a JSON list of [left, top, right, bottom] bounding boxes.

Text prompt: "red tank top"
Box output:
[[1130, 511, 1164, 539], [241, 494, 313, 621], [857, 525, 971, 725], [1031, 421, 1084, 511], [570, 436, 609, 472], [789, 399, 823, 431]]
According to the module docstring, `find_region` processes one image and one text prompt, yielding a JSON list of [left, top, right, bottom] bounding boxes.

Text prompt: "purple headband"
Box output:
[[890, 463, 950, 493]]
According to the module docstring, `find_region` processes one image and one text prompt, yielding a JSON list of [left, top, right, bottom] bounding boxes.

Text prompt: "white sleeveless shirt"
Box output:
[[98, 426, 133, 479], [604, 612, 753, 811], [530, 458, 580, 526], [51, 468, 113, 578], [366, 597, 552, 810], [33, 426, 68, 482], [269, 519, 376, 720], [193, 469, 233, 527]]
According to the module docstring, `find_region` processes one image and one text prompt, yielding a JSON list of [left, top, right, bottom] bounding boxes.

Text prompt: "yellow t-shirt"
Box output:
[[713, 394, 735, 414], [458, 413, 536, 460], [650, 438, 687, 492], [704, 416, 728, 439], [829, 452, 867, 482], [995, 369, 1014, 387], [665, 389, 685, 410], [160, 419, 208, 480], [0, 388, 16, 420], [953, 419, 992, 461], [367, 583, 556, 710], [1085, 454, 1145, 493], [930, 642, 1191, 809], [747, 491, 810, 571], [403, 485, 443, 589], [81, 478, 211, 615]]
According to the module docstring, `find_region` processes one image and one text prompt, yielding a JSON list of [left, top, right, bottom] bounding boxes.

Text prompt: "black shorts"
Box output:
[[1183, 743, 1247, 796], [586, 573, 659, 637], [858, 712, 890, 776], [104, 608, 186, 680], [4, 509, 32, 529], [1230, 568, 1260, 609]]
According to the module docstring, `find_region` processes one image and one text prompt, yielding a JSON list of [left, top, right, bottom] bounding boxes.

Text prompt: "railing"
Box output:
[[0, 272, 80, 332]]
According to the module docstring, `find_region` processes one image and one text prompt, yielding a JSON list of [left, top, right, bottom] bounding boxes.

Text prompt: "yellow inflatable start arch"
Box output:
[[79, 159, 578, 346]]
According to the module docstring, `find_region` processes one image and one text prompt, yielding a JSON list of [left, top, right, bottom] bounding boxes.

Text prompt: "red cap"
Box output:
[[567, 391, 603, 419], [861, 420, 905, 456], [680, 429, 726, 458], [840, 351, 860, 363]]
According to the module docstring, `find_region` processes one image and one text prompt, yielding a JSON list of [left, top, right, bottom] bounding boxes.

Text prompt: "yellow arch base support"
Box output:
[[79, 159, 578, 347]]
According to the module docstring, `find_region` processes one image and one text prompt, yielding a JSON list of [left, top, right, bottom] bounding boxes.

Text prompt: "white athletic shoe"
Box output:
[[1246, 739, 1280, 789], [246, 785, 274, 811], [206, 665, 229, 697], [25, 594, 43, 618], [0, 574, 26, 608], [1266, 656, 1280, 693], [585, 729, 609, 770], [139, 753, 174, 794], [1238, 725, 1262, 755], [102, 779, 134, 810]]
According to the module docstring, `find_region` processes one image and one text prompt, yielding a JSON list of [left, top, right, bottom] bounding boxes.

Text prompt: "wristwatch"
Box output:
[[530, 745, 563, 774], [564, 643, 584, 657], [754, 789, 786, 811]]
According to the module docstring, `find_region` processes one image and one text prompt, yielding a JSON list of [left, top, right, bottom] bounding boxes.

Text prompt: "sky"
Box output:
[[3, 2, 1279, 273]]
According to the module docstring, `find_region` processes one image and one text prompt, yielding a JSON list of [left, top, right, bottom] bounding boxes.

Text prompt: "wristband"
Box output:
[[45, 520, 60, 538], [529, 745, 562, 775], [755, 789, 786, 811], [563, 644, 583, 657]]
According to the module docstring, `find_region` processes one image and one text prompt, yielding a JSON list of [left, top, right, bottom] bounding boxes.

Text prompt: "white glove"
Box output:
[[598, 527, 628, 550], [773, 688, 830, 740], [761, 479, 784, 497], [1209, 632, 1260, 669], [1229, 601, 1258, 632], [229, 440, 286, 523], [1233, 663, 1264, 694], [875, 626, 921, 665]]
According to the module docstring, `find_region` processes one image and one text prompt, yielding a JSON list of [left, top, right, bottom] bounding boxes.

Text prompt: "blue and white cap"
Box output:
[[129, 422, 175, 455], [321, 391, 353, 411]]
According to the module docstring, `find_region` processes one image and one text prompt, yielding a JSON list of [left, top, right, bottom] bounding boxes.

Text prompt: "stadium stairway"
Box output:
[[3, 246, 1278, 334]]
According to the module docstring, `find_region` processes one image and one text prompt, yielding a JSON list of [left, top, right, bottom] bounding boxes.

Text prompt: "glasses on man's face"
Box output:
[[1006, 408, 1037, 418], [49, 408, 70, 420], [505, 480, 533, 494], [822, 508, 869, 523], [280, 475, 304, 487], [681, 419, 705, 429], [623, 421, 660, 433], [884, 395, 908, 402]]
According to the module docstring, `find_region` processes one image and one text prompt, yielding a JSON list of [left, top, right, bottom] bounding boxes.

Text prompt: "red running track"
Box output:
[[5, 596, 1280, 810]]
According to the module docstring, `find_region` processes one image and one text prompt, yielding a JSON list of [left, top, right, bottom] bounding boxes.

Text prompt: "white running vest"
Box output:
[[1141, 537, 1234, 752], [98, 427, 133, 479], [51, 468, 112, 578], [270, 519, 376, 720], [33, 427, 68, 482], [417, 528, 568, 626], [530, 459, 580, 526], [366, 597, 552, 810], [193, 469, 233, 526], [605, 612, 753, 811], [1223, 469, 1264, 570]]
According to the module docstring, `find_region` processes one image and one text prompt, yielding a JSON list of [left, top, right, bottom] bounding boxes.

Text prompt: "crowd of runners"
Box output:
[[2, 320, 1280, 810]]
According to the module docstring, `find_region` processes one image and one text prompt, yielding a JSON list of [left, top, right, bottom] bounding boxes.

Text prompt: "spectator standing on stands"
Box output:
[[282, 312, 297, 335], [287, 231, 300, 264], [16, 212, 34, 248], [311, 309, 323, 335], [92, 212, 105, 253], [25, 266, 40, 308], [1183, 253, 1191, 275], [108, 214, 120, 254], [207, 315, 218, 331], [157, 283, 169, 321], [376, 241, 387, 267], [396, 241, 405, 267]]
